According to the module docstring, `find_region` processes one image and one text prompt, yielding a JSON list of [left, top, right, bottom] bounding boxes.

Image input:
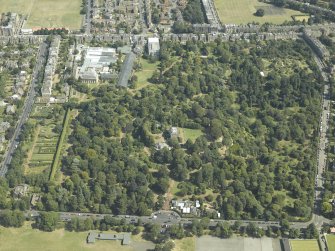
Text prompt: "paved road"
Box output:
[[118, 52, 136, 87], [0, 42, 47, 177], [25, 209, 282, 228], [85, 0, 92, 34], [24, 209, 329, 230], [308, 51, 332, 251], [312, 54, 330, 225]]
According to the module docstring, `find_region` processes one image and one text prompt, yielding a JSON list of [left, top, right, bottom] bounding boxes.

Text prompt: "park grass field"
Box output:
[[327, 235, 335, 251], [134, 59, 159, 89], [292, 15, 310, 22], [0, 224, 195, 251], [173, 237, 196, 251], [179, 128, 203, 143], [290, 240, 320, 251], [214, 0, 305, 24], [0, 0, 82, 29], [0, 224, 135, 251], [0, 0, 33, 16]]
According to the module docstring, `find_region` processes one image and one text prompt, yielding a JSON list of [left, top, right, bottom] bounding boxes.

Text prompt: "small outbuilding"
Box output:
[[87, 232, 131, 245]]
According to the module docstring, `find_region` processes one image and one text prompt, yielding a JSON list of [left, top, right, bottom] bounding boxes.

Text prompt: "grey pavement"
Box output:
[[85, 0, 92, 34], [309, 50, 332, 251], [118, 52, 136, 87], [196, 236, 279, 251]]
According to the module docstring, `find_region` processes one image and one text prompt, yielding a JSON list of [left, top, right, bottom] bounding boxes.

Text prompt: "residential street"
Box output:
[[0, 42, 48, 177]]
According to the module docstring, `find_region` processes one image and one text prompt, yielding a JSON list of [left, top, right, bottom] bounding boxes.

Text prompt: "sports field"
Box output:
[[290, 240, 320, 251], [0, 0, 82, 29], [213, 0, 305, 24], [0, 224, 154, 251], [327, 234, 335, 251], [196, 236, 281, 251]]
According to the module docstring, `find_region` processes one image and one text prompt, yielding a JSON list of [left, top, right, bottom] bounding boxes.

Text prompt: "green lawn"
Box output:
[[0, 0, 33, 16], [173, 237, 196, 251], [214, 0, 305, 24], [50, 109, 71, 180], [31, 154, 55, 161], [0, 224, 135, 251], [171, 181, 180, 196], [179, 128, 203, 143], [327, 235, 335, 251], [0, 0, 82, 29], [290, 240, 320, 251], [134, 59, 159, 89]]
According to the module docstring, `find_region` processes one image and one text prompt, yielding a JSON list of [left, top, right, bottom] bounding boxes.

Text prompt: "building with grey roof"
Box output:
[[303, 30, 330, 59], [41, 36, 60, 97], [87, 232, 131, 245]]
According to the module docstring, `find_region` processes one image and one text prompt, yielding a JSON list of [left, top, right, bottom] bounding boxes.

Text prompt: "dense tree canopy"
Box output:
[[3, 39, 322, 222]]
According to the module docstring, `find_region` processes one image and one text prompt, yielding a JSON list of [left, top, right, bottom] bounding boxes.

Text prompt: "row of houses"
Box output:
[[201, 0, 221, 28], [302, 29, 330, 59], [161, 31, 298, 43], [0, 35, 45, 45], [41, 36, 60, 97], [74, 34, 148, 49]]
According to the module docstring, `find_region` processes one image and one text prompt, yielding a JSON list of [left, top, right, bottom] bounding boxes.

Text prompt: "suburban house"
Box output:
[[13, 184, 29, 198], [0, 121, 10, 133], [6, 105, 16, 115], [30, 193, 41, 207], [155, 142, 171, 150]]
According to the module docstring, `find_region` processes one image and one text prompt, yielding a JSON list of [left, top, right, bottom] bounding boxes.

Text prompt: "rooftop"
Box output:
[[87, 232, 131, 245], [83, 47, 117, 68], [148, 37, 159, 43]]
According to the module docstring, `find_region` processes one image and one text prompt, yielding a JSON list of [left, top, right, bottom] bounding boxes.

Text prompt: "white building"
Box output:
[[21, 29, 33, 35], [76, 47, 117, 83], [148, 37, 160, 56]]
